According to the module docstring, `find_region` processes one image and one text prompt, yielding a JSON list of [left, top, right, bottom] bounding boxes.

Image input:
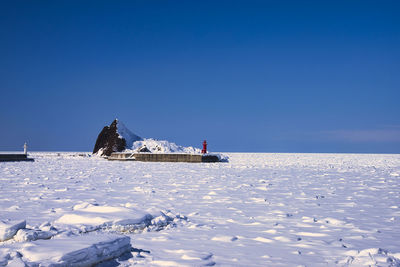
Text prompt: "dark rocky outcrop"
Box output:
[[93, 119, 142, 156], [138, 146, 151, 153]]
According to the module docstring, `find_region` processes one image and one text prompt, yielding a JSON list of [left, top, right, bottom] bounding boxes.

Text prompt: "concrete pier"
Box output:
[[107, 153, 136, 161], [108, 153, 220, 163], [0, 154, 34, 162]]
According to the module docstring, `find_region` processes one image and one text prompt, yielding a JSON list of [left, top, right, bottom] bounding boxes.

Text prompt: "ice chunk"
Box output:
[[0, 220, 26, 241], [14, 229, 54, 242], [0, 248, 11, 266], [5, 257, 25, 267], [54, 204, 152, 232], [19, 234, 131, 266]]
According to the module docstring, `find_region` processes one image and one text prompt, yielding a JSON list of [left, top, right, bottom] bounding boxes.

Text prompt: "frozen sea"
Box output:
[[1, 152, 400, 266]]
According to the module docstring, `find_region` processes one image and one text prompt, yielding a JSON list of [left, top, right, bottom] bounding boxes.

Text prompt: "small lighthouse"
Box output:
[[23, 142, 27, 155], [201, 140, 207, 154]]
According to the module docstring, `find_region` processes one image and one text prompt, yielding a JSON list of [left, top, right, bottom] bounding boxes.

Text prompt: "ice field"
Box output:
[[1, 153, 400, 266]]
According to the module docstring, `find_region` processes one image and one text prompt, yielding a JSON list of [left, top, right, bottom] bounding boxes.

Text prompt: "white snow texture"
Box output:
[[0, 152, 400, 266]]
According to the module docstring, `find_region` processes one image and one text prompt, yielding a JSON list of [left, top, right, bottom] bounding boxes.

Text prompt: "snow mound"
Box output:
[[0, 220, 26, 242], [18, 234, 131, 266], [130, 138, 201, 154]]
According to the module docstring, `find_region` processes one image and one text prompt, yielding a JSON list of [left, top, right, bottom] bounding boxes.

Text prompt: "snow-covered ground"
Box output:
[[1, 152, 400, 266]]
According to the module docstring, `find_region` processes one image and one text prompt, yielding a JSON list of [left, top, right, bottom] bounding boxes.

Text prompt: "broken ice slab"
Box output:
[[14, 229, 55, 242], [54, 203, 153, 232], [19, 234, 131, 266], [0, 248, 11, 266], [0, 220, 26, 241]]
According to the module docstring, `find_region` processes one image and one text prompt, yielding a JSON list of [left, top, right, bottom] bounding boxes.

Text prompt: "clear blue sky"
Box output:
[[1, 1, 399, 153]]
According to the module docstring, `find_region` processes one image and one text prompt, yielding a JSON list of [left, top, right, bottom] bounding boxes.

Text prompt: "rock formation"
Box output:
[[93, 119, 142, 156], [138, 145, 151, 153]]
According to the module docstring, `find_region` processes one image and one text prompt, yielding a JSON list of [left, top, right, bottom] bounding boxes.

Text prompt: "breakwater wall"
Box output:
[[108, 153, 220, 163]]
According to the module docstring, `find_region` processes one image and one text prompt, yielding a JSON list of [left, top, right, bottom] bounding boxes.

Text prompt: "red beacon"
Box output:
[[201, 140, 207, 154]]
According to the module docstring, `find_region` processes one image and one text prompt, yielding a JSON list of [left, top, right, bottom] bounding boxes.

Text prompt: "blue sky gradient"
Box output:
[[1, 1, 399, 153]]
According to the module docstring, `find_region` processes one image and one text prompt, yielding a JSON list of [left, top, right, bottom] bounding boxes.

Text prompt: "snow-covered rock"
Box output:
[[93, 119, 142, 156], [93, 120, 225, 158], [0, 220, 26, 242], [18, 234, 131, 266], [130, 138, 201, 154], [116, 120, 141, 148]]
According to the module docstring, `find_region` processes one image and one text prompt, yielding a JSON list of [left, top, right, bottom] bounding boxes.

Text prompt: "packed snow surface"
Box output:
[[129, 138, 201, 154], [1, 152, 400, 266]]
